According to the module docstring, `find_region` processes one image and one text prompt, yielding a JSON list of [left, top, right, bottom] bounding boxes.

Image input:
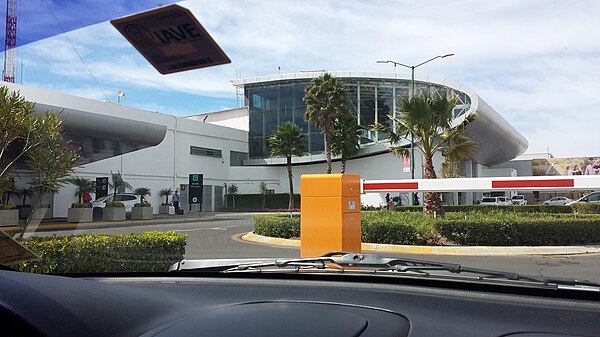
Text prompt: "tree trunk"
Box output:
[[21, 187, 46, 238], [287, 156, 294, 209], [324, 117, 332, 174], [341, 156, 347, 174], [423, 153, 445, 218]]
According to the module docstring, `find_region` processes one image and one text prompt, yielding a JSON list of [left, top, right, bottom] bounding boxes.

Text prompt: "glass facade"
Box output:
[[246, 78, 471, 159]]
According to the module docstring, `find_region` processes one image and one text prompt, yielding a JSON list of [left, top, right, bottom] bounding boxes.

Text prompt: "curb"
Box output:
[[240, 232, 600, 256], [0, 215, 215, 232]]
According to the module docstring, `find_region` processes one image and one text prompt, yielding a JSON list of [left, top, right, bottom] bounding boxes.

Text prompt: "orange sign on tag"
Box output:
[[111, 4, 231, 74]]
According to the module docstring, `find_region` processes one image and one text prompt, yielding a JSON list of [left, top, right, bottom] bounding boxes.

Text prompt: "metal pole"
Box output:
[[376, 55, 454, 206], [410, 66, 415, 205]]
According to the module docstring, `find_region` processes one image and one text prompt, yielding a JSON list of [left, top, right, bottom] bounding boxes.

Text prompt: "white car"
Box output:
[[479, 197, 511, 206], [510, 195, 527, 205], [543, 196, 572, 205], [91, 193, 140, 212], [566, 191, 600, 206]]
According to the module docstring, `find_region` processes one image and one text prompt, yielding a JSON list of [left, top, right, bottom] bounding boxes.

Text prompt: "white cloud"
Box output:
[[18, 0, 600, 158]]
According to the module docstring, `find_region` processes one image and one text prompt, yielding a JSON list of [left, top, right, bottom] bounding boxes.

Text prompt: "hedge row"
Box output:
[[394, 205, 578, 213], [435, 218, 600, 246], [13, 231, 187, 273], [361, 212, 434, 245], [253, 212, 432, 245], [254, 212, 600, 246], [571, 203, 600, 214], [254, 214, 300, 238], [224, 193, 300, 210]]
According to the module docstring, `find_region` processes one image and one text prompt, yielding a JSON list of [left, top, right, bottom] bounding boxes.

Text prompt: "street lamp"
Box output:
[[377, 53, 454, 205], [377, 53, 453, 98]]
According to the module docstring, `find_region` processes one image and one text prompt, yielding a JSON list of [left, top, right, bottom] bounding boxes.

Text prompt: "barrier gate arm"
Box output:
[[361, 175, 600, 193]]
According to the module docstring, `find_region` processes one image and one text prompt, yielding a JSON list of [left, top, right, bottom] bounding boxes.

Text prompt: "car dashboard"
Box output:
[[1, 270, 599, 337]]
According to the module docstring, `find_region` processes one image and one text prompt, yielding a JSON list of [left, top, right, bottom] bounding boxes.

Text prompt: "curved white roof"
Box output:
[[234, 71, 528, 166]]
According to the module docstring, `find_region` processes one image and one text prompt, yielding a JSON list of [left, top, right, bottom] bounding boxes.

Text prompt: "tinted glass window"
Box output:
[[588, 193, 600, 202]]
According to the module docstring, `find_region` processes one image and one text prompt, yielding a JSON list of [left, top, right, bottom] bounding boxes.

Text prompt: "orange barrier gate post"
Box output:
[[300, 174, 361, 258]]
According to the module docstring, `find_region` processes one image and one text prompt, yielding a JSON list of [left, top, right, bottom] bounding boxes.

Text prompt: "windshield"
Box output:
[[1, 0, 600, 286]]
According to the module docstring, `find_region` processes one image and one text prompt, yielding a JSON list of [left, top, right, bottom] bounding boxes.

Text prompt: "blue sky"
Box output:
[[5, 0, 600, 157]]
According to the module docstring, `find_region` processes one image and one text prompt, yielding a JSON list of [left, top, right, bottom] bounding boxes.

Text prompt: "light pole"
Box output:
[[377, 54, 454, 205]]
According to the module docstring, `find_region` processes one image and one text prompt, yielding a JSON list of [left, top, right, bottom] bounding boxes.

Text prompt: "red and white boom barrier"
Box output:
[[361, 175, 600, 193]]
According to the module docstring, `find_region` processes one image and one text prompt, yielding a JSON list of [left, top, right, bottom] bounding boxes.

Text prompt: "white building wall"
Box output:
[[52, 113, 249, 217], [187, 107, 249, 131]]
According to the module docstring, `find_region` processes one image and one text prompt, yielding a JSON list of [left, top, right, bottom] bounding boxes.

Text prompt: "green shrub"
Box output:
[[227, 193, 300, 210], [70, 203, 90, 208], [254, 214, 300, 238], [570, 203, 600, 214], [254, 210, 600, 246], [435, 215, 600, 246], [0, 204, 14, 210], [362, 211, 436, 245], [394, 205, 573, 213], [106, 201, 124, 208], [13, 232, 187, 273], [134, 202, 152, 207]]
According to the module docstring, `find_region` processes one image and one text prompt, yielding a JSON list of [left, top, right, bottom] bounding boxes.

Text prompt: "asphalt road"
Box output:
[[35, 213, 600, 282]]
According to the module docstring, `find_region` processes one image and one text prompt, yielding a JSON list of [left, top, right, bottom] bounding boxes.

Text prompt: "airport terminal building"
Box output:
[[4, 71, 529, 217]]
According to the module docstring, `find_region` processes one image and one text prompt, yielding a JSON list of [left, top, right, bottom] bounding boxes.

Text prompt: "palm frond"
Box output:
[[389, 146, 410, 157]]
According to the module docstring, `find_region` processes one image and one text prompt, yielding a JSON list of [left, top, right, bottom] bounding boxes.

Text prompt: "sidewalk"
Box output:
[[241, 232, 600, 256], [0, 212, 217, 233]]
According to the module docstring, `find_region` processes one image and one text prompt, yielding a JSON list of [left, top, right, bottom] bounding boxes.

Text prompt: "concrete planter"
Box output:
[[0, 209, 19, 227], [132, 207, 153, 220], [159, 205, 171, 214], [17, 206, 32, 219], [102, 207, 126, 221], [67, 208, 93, 223]]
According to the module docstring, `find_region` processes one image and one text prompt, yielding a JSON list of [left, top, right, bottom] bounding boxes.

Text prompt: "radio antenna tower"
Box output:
[[3, 0, 17, 83]]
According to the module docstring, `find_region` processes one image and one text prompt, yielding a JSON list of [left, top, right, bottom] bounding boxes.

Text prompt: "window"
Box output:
[[230, 151, 249, 166], [190, 146, 222, 158]]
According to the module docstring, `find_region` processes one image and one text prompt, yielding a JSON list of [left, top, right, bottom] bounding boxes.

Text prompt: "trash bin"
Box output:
[[93, 207, 103, 222]]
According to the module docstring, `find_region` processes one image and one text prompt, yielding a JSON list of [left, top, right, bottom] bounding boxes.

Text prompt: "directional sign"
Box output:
[[111, 4, 231, 74], [188, 174, 203, 205]]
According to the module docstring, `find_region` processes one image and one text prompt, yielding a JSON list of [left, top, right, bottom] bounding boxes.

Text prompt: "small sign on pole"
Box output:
[[111, 4, 231, 74], [95, 177, 109, 199], [188, 174, 203, 211]]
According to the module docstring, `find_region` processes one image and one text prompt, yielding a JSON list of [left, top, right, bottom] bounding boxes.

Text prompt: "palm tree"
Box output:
[[304, 73, 348, 174], [268, 122, 305, 209], [109, 171, 132, 200], [134, 187, 151, 203], [374, 92, 476, 217], [14, 186, 34, 206], [227, 184, 239, 209], [159, 188, 173, 205], [259, 181, 268, 209], [68, 176, 93, 204], [331, 114, 362, 173]]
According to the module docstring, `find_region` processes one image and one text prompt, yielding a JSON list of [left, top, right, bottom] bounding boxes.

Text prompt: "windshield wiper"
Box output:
[[170, 252, 600, 290]]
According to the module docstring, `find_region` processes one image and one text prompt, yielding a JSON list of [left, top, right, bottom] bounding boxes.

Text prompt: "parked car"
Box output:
[[91, 193, 139, 212], [479, 197, 511, 206], [510, 195, 527, 205], [566, 191, 600, 206], [543, 196, 572, 205]]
